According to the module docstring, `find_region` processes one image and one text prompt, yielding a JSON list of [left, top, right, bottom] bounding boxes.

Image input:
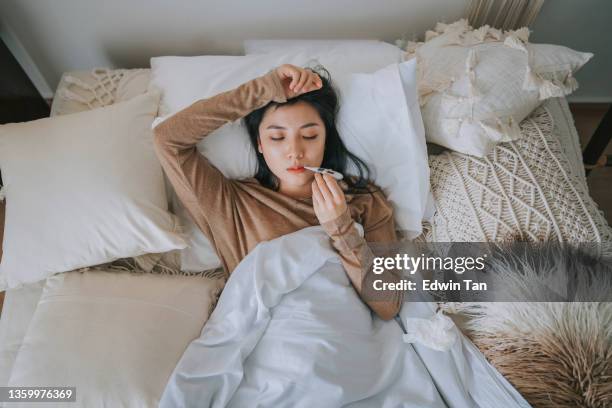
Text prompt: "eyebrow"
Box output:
[[265, 123, 320, 130]]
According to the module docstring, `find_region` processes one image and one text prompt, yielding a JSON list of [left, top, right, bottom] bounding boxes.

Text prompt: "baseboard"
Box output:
[[0, 18, 54, 99]]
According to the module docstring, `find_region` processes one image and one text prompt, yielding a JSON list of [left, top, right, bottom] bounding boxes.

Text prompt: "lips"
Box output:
[[287, 166, 305, 173]]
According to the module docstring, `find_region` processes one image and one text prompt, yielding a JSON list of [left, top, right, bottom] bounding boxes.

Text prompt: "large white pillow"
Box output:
[[244, 39, 405, 68], [409, 19, 592, 157], [149, 54, 431, 272], [0, 92, 186, 290], [7, 269, 223, 407]]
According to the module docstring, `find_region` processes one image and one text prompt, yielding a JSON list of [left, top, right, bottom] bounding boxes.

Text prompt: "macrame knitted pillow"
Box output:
[[406, 19, 592, 157], [51, 68, 151, 116], [427, 103, 612, 250]]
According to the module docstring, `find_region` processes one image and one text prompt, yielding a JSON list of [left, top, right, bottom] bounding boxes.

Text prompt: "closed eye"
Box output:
[[270, 135, 318, 141]]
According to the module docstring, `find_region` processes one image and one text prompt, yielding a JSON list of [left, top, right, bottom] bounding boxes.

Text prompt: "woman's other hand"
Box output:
[[275, 64, 322, 100], [312, 173, 348, 224]]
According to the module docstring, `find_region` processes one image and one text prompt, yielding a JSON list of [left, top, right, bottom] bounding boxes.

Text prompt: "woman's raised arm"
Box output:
[[152, 70, 287, 239], [153, 70, 286, 155]]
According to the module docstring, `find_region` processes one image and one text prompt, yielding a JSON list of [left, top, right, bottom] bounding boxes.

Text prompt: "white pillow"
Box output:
[[0, 92, 187, 290], [171, 191, 222, 272], [7, 269, 223, 407], [410, 19, 592, 157], [244, 39, 404, 67], [337, 60, 433, 236], [149, 54, 431, 272]]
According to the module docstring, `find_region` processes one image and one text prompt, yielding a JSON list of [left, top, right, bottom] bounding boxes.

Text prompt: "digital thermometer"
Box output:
[[303, 166, 344, 181]]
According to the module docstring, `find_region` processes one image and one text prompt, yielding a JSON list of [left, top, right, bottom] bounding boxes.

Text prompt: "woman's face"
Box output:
[[258, 101, 326, 199]]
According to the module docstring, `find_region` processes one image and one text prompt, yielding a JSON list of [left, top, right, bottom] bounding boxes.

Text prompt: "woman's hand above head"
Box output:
[[312, 173, 349, 225], [275, 64, 323, 100]]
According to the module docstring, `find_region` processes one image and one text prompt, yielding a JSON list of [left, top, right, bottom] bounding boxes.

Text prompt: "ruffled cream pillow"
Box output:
[[406, 19, 593, 157]]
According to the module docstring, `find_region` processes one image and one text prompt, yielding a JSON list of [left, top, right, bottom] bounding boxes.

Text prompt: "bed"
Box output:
[[1, 31, 611, 407]]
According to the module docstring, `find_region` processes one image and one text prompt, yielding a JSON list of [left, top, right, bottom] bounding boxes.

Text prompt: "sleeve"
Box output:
[[320, 191, 404, 321], [152, 70, 287, 256]]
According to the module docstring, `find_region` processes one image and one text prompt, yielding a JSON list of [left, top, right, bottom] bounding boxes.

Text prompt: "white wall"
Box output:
[[3, 0, 609, 102], [0, 0, 469, 98], [530, 0, 612, 102]]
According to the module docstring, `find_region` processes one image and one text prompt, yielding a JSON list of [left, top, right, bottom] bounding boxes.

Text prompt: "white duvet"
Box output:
[[160, 226, 530, 408]]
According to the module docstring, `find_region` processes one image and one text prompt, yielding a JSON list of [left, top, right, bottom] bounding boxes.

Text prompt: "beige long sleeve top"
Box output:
[[153, 70, 403, 320]]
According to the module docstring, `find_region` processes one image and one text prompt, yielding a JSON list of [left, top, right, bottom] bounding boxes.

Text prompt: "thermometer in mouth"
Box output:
[[303, 166, 344, 181]]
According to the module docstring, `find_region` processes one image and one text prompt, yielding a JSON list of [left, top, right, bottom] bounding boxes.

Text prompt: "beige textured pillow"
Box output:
[[51, 68, 151, 116], [428, 103, 612, 247], [7, 269, 223, 407], [408, 19, 592, 157]]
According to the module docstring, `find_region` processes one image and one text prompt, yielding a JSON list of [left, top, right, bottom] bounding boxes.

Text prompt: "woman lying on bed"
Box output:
[[153, 63, 403, 320]]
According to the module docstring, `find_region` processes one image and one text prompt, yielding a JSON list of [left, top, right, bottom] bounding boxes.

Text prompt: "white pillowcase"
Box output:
[[410, 19, 592, 157], [337, 60, 433, 236], [149, 53, 431, 272], [244, 39, 404, 66], [7, 270, 223, 407], [0, 92, 186, 290]]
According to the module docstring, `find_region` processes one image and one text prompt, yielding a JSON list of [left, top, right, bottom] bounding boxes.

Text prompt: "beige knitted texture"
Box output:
[[428, 105, 612, 247], [52, 68, 150, 116]]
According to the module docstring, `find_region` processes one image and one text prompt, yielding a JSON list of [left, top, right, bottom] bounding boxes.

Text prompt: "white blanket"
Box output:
[[160, 226, 530, 408]]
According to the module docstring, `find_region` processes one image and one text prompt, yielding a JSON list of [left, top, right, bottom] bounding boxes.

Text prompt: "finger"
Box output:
[[315, 173, 333, 204], [322, 174, 343, 201], [275, 65, 287, 79], [311, 180, 323, 206], [292, 71, 304, 92], [309, 73, 321, 88], [306, 75, 320, 92], [289, 68, 300, 90], [295, 70, 310, 93], [292, 72, 303, 93]]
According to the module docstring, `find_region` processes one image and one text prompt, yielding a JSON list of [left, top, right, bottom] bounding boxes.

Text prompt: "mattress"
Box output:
[[0, 281, 44, 386], [0, 68, 588, 386]]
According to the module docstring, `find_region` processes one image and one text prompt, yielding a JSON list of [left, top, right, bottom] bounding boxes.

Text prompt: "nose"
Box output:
[[287, 138, 304, 160]]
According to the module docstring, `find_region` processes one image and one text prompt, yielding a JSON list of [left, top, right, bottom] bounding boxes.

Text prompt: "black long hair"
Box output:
[[244, 65, 378, 196]]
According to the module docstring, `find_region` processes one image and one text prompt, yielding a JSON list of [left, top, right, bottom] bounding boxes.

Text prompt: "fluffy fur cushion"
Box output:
[[441, 242, 612, 408]]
